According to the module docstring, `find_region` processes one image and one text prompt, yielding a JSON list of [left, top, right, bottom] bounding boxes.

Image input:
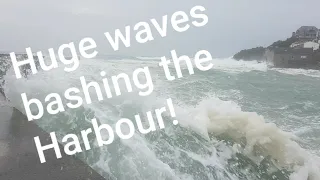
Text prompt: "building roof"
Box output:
[[297, 26, 318, 32]]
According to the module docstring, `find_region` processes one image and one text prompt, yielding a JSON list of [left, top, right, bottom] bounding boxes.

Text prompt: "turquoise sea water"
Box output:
[[1, 57, 320, 180]]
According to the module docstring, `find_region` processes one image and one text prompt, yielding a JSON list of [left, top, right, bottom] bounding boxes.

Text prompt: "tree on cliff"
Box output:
[[268, 37, 297, 48], [233, 37, 298, 61], [233, 47, 266, 61]]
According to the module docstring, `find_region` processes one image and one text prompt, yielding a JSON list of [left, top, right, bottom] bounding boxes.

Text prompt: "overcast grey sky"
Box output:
[[0, 0, 320, 57]]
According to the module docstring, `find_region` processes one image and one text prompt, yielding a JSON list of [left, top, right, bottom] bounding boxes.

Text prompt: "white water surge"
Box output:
[[1, 56, 320, 180]]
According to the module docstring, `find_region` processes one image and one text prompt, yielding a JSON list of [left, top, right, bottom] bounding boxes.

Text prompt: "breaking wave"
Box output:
[[0, 56, 319, 180], [271, 68, 320, 78], [180, 98, 320, 180]]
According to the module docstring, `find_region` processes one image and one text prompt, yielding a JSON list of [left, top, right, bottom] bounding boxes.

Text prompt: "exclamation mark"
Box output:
[[167, 98, 178, 125]]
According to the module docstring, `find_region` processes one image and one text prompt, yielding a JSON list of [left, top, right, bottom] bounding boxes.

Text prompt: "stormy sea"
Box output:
[[1, 55, 320, 180]]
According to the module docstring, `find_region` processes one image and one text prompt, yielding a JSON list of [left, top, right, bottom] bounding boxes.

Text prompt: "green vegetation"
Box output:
[[233, 46, 266, 61], [233, 37, 298, 61], [268, 37, 297, 48]]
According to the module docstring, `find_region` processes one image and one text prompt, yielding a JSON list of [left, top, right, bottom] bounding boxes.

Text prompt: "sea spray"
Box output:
[[187, 97, 320, 180], [2, 56, 320, 180], [33, 98, 177, 163]]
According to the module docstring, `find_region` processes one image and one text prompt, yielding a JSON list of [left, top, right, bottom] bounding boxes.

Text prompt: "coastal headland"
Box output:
[[233, 26, 320, 70]]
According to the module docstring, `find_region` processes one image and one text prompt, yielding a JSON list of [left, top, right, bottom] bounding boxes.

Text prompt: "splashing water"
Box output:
[[1, 56, 320, 180]]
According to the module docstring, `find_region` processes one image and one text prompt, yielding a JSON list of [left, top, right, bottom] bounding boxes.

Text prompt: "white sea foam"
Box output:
[[137, 56, 162, 60], [210, 57, 268, 73], [175, 97, 320, 180], [2, 56, 320, 180], [272, 68, 320, 78], [207, 57, 320, 78]]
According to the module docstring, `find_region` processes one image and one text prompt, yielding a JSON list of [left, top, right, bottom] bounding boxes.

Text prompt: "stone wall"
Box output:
[[265, 48, 320, 69]]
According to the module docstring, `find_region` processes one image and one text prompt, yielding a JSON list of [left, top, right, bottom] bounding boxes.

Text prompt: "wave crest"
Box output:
[[182, 97, 320, 180]]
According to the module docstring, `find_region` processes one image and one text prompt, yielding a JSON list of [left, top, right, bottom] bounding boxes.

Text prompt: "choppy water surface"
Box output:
[[2, 57, 320, 180]]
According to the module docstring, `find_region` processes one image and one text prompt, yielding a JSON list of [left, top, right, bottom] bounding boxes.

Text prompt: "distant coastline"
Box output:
[[233, 26, 320, 70]]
